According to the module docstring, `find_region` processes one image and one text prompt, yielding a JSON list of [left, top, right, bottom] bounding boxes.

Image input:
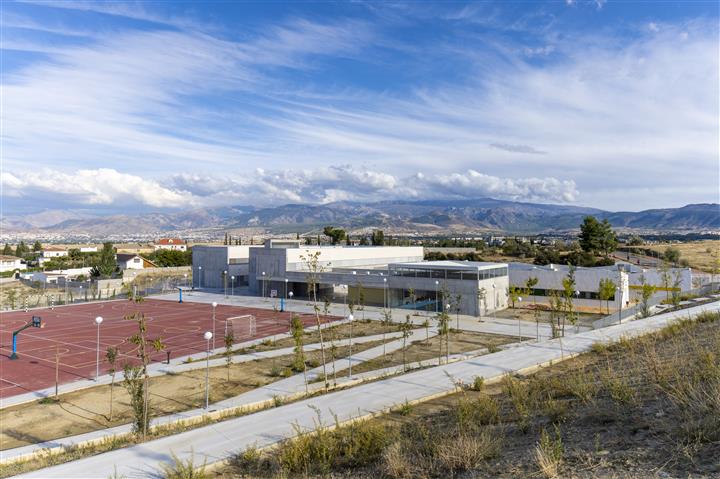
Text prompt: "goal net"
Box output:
[[223, 315, 256, 341]]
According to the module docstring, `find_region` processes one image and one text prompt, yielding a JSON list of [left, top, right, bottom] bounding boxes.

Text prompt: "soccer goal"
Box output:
[[224, 314, 256, 341]]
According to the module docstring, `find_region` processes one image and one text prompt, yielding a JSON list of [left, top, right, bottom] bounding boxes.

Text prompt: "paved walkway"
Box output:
[[1, 328, 435, 464], [15, 301, 718, 478]]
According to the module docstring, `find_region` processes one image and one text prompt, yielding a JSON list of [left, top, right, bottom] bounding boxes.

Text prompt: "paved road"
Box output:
[[16, 301, 719, 478]]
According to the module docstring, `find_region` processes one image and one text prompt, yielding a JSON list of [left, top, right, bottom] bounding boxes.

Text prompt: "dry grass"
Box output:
[[0, 340, 386, 450], [213, 310, 720, 479], [630, 240, 720, 272]]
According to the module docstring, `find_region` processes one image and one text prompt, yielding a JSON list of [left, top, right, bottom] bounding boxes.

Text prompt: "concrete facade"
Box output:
[[192, 245, 251, 289]]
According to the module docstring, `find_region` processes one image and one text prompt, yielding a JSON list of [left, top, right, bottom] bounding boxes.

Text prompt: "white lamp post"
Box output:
[[284, 278, 289, 301], [231, 275, 235, 297], [198, 266, 203, 289], [94, 316, 103, 380], [383, 277, 387, 310], [435, 280, 439, 314], [261, 271, 266, 300], [223, 270, 228, 298], [517, 297, 523, 341], [347, 314, 354, 378], [184, 273, 188, 288], [203, 331, 213, 410], [211, 302, 217, 350], [616, 286, 622, 324]]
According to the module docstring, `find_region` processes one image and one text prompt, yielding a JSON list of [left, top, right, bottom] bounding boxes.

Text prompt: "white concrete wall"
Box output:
[[0, 259, 25, 272], [509, 263, 630, 311], [286, 246, 424, 271]]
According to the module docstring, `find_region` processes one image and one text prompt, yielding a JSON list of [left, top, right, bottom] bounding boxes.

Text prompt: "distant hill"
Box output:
[[4, 200, 718, 237]]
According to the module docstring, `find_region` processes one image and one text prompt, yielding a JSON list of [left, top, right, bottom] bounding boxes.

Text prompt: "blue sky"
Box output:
[[1, 0, 718, 215]]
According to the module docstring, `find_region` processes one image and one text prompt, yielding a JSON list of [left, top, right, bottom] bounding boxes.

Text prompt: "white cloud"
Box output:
[[2, 169, 191, 207], [2, 167, 579, 209]]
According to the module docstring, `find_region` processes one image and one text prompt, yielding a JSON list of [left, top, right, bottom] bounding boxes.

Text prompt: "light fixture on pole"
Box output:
[[383, 277, 387, 310], [184, 273, 188, 288], [262, 271, 266, 300], [211, 302, 218, 350], [517, 297, 523, 341], [94, 316, 103, 380], [203, 331, 213, 410], [435, 280, 439, 314], [223, 270, 228, 298], [288, 291, 294, 312], [231, 275, 235, 297], [198, 266, 203, 289]]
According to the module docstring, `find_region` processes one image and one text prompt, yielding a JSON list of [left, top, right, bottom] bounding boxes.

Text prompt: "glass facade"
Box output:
[[390, 265, 508, 281]]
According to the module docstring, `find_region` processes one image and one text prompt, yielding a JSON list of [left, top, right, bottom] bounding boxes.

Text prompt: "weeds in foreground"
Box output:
[[535, 426, 564, 478], [159, 450, 207, 479]]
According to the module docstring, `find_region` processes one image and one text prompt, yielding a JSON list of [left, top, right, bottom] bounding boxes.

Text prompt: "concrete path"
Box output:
[[1, 328, 433, 464], [15, 301, 718, 478]]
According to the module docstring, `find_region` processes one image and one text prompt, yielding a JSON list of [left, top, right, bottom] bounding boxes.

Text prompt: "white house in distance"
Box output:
[[153, 238, 187, 252], [0, 255, 26, 273], [117, 253, 156, 270], [42, 246, 69, 258]]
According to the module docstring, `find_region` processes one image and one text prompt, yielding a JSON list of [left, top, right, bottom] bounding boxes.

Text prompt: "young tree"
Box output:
[[123, 298, 165, 438], [670, 271, 683, 306], [561, 267, 578, 333], [421, 318, 430, 344], [2, 243, 12, 255], [525, 277, 539, 307], [508, 286, 522, 309], [300, 251, 329, 388], [437, 308, 450, 364], [32, 240, 42, 252], [224, 331, 234, 382], [598, 278, 616, 314], [400, 315, 413, 372], [289, 313, 308, 393], [639, 274, 656, 318], [106, 346, 119, 422], [323, 297, 337, 386]]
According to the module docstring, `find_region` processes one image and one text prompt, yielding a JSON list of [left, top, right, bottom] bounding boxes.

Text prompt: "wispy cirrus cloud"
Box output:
[[1, 2, 718, 213]]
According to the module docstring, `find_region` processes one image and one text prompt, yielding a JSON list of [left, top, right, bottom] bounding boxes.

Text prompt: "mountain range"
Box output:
[[3, 199, 718, 238]]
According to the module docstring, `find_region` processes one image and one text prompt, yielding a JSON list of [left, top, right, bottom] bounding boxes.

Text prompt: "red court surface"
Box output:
[[0, 299, 338, 400]]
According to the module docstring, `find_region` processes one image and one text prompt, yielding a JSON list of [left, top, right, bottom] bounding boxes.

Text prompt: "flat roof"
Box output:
[[391, 260, 508, 271]]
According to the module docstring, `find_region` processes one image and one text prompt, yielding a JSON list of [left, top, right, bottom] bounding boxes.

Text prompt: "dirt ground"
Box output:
[[334, 330, 516, 376], [494, 306, 604, 328], [629, 240, 719, 272], [220, 320, 404, 357], [217, 312, 720, 479], [0, 339, 386, 450]]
